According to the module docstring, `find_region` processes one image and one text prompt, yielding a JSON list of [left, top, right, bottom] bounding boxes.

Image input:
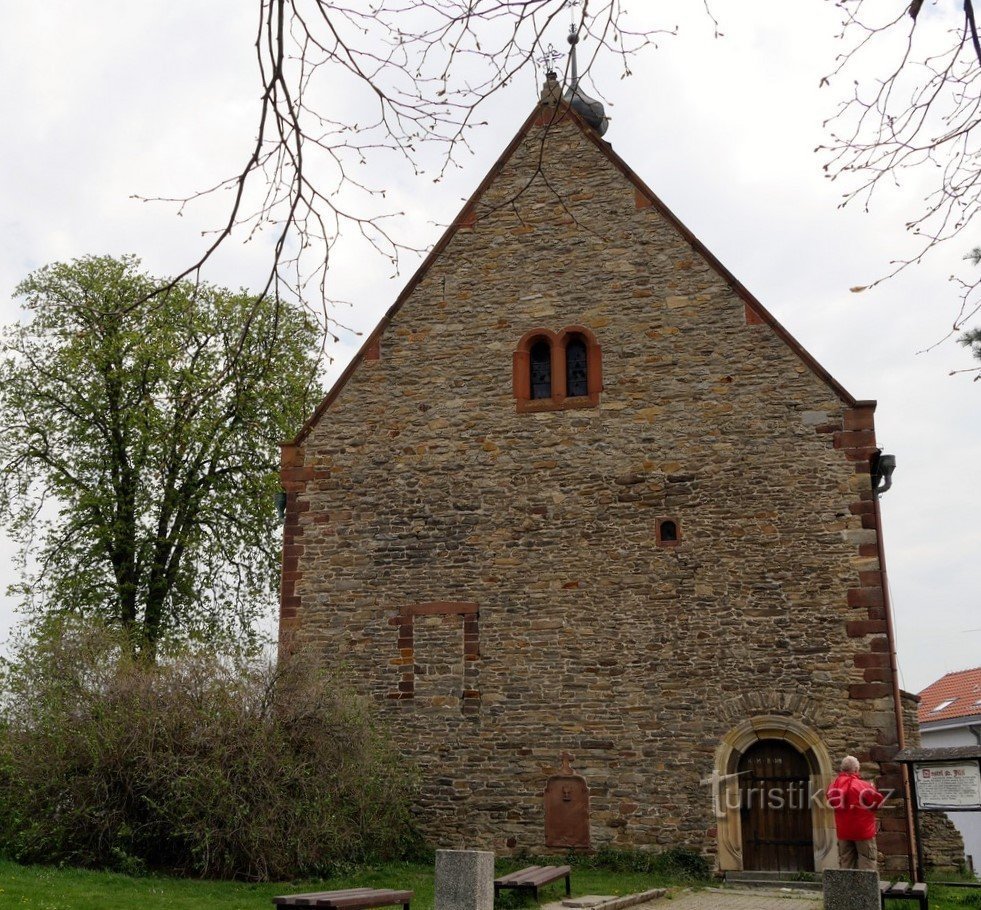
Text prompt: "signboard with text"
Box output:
[[913, 761, 981, 811]]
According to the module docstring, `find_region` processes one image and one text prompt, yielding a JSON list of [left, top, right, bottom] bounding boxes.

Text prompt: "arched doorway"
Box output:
[[738, 740, 815, 872]]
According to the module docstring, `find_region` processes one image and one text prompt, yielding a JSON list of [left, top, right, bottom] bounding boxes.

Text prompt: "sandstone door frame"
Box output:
[[713, 716, 837, 873]]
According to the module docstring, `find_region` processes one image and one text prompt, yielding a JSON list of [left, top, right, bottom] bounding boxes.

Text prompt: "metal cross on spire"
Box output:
[[536, 44, 563, 80]]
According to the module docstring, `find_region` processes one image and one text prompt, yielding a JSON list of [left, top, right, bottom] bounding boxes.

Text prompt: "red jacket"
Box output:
[[827, 772, 885, 840]]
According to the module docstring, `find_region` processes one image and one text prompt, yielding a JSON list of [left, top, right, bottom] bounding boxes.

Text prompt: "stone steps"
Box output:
[[723, 871, 821, 892]]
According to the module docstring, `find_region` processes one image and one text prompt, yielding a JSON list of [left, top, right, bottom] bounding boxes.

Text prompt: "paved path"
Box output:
[[642, 888, 821, 909]]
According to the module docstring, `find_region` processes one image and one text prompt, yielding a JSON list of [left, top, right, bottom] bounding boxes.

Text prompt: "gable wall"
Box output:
[[280, 112, 909, 870]]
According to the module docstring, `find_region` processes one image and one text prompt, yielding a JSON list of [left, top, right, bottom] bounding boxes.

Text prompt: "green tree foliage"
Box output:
[[0, 620, 418, 879], [0, 255, 322, 655]]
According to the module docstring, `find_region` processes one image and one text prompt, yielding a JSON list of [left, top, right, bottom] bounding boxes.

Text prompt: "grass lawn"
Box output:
[[0, 859, 678, 910], [6, 857, 976, 910], [919, 883, 981, 910]]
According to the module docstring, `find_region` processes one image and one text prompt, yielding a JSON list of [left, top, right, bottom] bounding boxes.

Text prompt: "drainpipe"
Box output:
[[873, 483, 918, 882]]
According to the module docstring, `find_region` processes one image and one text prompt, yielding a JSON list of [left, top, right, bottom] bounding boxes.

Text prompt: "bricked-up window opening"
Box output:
[[566, 337, 588, 398], [530, 340, 552, 399]]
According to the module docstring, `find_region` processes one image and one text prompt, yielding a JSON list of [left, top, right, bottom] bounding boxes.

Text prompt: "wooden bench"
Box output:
[[880, 881, 928, 910], [494, 865, 571, 902], [273, 887, 413, 910]]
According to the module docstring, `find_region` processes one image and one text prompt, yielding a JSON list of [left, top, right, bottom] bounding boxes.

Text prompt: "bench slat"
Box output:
[[887, 882, 911, 896], [495, 864, 570, 888], [273, 888, 412, 910], [326, 893, 413, 905], [498, 866, 543, 884], [523, 867, 571, 886], [910, 883, 928, 896], [494, 863, 571, 905]]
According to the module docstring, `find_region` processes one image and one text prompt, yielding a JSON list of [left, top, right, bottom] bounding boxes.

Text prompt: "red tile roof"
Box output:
[[918, 667, 981, 724]]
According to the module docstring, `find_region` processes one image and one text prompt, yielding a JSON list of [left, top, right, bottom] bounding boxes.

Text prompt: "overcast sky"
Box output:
[[0, 2, 977, 693]]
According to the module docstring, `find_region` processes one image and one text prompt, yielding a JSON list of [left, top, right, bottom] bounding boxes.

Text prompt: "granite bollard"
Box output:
[[823, 869, 880, 910], [434, 849, 494, 910]]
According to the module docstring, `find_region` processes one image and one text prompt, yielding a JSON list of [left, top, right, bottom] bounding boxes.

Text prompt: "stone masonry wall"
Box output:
[[280, 101, 911, 871]]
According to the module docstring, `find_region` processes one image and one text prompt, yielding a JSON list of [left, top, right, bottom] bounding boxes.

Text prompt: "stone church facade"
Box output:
[[279, 81, 917, 874]]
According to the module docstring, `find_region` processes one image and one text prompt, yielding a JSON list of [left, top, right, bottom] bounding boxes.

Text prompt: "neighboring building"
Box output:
[[919, 668, 981, 874], [278, 76, 918, 874]]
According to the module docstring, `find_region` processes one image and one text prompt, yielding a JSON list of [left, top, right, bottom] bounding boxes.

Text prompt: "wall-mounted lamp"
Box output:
[[871, 452, 897, 498], [274, 490, 288, 522]]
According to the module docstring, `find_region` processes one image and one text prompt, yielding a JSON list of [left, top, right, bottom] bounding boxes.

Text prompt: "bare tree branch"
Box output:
[[137, 1, 671, 329], [822, 0, 981, 373]]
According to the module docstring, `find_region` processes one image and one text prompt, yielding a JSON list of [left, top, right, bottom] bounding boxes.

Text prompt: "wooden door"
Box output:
[[738, 740, 814, 872]]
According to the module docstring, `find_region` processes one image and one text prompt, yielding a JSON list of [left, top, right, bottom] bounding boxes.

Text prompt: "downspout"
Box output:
[[873, 487, 918, 882]]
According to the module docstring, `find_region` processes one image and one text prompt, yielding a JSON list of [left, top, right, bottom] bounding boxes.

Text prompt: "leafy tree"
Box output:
[[0, 255, 322, 657]]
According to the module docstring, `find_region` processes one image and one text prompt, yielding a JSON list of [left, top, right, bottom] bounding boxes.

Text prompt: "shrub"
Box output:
[[0, 621, 418, 880]]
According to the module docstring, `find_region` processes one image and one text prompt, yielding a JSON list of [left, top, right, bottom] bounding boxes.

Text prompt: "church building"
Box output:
[[278, 72, 919, 875]]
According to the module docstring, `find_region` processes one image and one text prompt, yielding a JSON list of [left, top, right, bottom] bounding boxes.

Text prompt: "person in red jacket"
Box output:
[[827, 755, 886, 870]]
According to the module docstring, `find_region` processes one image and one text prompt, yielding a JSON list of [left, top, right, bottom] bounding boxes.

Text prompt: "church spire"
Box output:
[[560, 0, 609, 136]]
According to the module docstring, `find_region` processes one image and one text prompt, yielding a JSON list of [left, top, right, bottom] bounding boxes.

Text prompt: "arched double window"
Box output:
[[513, 326, 602, 413]]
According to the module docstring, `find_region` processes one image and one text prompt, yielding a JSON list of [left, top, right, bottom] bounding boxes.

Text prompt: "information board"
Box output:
[[913, 761, 981, 811]]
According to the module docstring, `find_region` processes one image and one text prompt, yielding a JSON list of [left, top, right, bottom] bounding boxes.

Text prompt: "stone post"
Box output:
[[822, 869, 880, 910], [434, 849, 494, 910]]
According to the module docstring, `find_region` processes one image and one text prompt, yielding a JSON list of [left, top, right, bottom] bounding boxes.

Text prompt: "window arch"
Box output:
[[513, 326, 602, 413]]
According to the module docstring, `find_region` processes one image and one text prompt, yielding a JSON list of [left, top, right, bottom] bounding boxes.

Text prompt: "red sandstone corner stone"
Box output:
[[834, 430, 876, 449], [855, 652, 890, 668], [282, 466, 315, 483], [844, 409, 876, 431], [846, 619, 887, 637], [847, 584, 884, 607], [849, 682, 890, 699]]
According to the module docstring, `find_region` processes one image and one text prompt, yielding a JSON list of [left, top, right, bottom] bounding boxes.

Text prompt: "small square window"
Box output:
[[656, 517, 681, 548]]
